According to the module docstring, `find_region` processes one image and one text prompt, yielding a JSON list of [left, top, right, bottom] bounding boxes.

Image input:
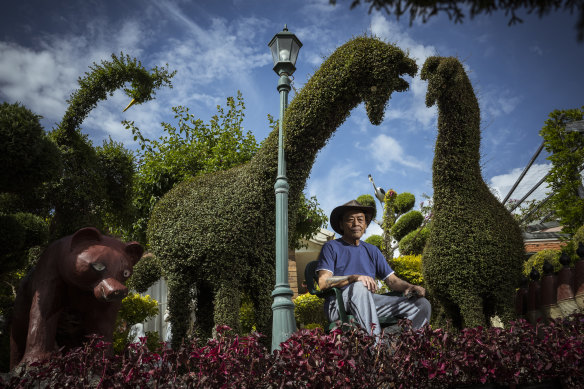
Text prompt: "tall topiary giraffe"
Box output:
[[421, 57, 525, 329], [147, 36, 417, 345]]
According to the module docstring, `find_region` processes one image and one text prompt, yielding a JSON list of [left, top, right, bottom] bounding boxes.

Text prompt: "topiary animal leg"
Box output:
[[213, 280, 241, 336], [456, 293, 486, 328], [166, 274, 194, 349]]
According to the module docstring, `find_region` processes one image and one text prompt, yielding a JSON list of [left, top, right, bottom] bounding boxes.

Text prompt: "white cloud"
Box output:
[[479, 87, 522, 120], [489, 163, 552, 206], [369, 134, 425, 171]]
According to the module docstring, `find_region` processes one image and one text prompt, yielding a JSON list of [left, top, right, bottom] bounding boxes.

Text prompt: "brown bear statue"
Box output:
[[9, 227, 143, 369]]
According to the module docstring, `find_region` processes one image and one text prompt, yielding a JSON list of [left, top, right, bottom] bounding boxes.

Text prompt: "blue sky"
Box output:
[[1, 0, 583, 239]]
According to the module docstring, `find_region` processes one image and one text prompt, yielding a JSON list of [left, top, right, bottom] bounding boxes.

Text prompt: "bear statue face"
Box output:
[[64, 227, 143, 302]]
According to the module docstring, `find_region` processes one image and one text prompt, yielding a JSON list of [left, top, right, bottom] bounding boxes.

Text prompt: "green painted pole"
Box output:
[[271, 71, 297, 352]]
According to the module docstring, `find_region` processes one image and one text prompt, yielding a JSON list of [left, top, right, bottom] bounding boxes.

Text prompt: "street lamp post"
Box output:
[[268, 25, 302, 352]]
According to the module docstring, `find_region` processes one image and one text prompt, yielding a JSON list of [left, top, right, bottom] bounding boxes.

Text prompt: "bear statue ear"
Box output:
[[124, 242, 144, 265], [70, 227, 102, 252]]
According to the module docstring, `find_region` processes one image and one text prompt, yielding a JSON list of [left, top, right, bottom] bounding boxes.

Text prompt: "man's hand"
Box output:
[[404, 285, 426, 298], [349, 275, 377, 292]]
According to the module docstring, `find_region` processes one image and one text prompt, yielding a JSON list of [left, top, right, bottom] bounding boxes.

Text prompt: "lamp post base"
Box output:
[[271, 285, 296, 352]]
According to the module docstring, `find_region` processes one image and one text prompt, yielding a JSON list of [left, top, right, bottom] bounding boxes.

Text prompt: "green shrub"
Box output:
[[390, 255, 424, 286], [399, 226, 430, 255], [240, 294, 256, 334], [523, 249, 563, 277], [127, 253, 161, 293], [394, 192, 415, 215], [113, 293, 159, 354], [391, 210, 424, 241], [357, 194, 377, 217], [365, 234, 384, 250], [293, 293, 326, 328], [574, 224, 584, 248]]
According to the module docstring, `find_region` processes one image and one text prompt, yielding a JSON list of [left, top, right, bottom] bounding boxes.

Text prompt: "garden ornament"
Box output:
[[10, 227, 143, 369]]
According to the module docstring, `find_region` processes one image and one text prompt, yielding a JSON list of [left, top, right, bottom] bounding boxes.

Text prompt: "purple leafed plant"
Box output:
[[2, 315, 583, 388]]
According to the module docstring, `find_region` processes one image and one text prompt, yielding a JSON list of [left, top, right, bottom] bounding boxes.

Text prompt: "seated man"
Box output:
[[316, 200, 431, 337]]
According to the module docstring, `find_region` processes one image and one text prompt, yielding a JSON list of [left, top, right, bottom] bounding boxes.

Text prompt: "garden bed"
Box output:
[[3, 314, 583, 388]]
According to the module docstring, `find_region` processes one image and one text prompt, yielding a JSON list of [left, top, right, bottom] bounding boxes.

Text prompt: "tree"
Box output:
[[0, 102, 62, 372], [332, 0, 584, 41], [539, 107, 584, 235], [124, 92, 260, 244]]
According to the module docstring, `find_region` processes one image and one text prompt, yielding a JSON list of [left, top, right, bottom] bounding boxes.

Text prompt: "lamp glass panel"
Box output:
[[269, 41, 279, 66], [277, 37, 293, 62], [289, 40, 300, 66]]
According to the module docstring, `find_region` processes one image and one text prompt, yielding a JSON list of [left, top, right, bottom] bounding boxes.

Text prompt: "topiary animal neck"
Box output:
[[421, 57, 483, 196], [249, 37, 417, 200]]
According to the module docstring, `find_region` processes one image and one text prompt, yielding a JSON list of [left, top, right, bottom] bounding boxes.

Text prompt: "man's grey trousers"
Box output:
[[325, 282, 432, 336]]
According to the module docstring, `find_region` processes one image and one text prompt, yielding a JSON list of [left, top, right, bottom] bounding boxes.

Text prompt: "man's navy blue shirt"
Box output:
[[316, 238, 394, 290]]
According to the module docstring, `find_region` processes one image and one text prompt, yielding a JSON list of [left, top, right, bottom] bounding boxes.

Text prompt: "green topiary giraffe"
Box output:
[[421, 57, 525, 329], [147, 36, 417, 346]]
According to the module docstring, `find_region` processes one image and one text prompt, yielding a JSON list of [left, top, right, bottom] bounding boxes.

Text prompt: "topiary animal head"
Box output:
[[421, 56, 466, 108], [359, 40, 417, 125]]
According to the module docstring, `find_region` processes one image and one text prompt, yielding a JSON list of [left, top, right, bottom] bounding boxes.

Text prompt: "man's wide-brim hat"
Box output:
[[330, 200, 375, 235]]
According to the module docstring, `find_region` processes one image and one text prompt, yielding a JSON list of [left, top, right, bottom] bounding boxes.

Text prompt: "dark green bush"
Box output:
[[399, 226, 430, 255], [126, 253, 162, 293], [394, 192, 415, 215], [421, 57, 525, 329], [357, 194, 377, 216], [391, 210, 424, 241], [365, 234, 383, 250]]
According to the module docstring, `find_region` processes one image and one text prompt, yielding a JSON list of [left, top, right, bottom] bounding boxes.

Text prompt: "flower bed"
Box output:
[[3, 314, 583, 388]]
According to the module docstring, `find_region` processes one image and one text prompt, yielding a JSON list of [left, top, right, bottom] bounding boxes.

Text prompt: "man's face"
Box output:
[[341, 210, 367, 241]]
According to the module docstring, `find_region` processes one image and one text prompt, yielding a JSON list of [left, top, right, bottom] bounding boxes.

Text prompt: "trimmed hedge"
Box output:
[[421, 57, 525, 329], [399, 226, 430, 255], [147, 36, 417, 346], [390, 210, 423, 241], [523, 249, 563, 277]]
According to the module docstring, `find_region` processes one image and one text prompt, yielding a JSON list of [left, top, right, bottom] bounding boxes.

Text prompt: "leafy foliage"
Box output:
[[49, 53, 175, 239], [147, 36, 417, 346], [0, 102, 62, 197], [293, 293, 327, 329], [539, 107, 584, 235], [290, 194, 329, 250], [356, 194, 377, 216], [399, 225, 430, 255], [126, 253, 162, 293], [364, 234, 383, 250], [113, 293, 159, 354], [421, 56, 525, 329], [4, 315, 584, 387], [332, 0, 584, 41], [390, 210, 424, 241], [522, 249, 563, 278], [390, 254, 424, 285], [126, 92, 260, 244]]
